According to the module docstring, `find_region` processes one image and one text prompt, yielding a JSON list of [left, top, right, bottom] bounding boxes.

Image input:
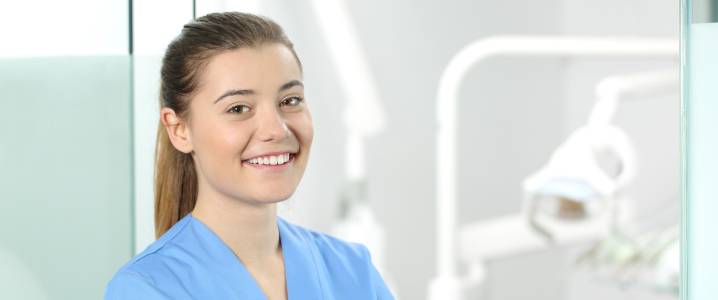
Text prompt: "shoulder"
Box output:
[[105, 216, 196, 299], [278, 218, 395, 299], [279, 217, 372, 262], [278, 218, 379, 287], [104, 269, 171, 299], [116, 214, 193, 275]]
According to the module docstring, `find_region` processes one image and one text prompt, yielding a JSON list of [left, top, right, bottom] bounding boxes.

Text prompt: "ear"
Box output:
[[161, 107, 193, 154]]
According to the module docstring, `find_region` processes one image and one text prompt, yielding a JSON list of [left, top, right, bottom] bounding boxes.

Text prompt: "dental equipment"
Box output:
[[456, 68, 677, 296], [430, 35, 678, 300], [524, 68, 677, 238], [567, 69, 680, 293], [575, 224, 679, 294]]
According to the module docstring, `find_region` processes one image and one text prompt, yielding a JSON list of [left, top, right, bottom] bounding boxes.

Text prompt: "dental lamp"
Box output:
[[429, 35, 677, 300], [524, 69, 678, 240]]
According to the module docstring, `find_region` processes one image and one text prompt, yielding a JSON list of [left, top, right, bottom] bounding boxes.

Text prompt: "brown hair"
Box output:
[[154, 12, 302, 238]]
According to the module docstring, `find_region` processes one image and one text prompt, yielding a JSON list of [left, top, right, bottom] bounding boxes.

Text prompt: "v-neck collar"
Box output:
[[184, 213, 323, 300], [277, 217, 324, 299]]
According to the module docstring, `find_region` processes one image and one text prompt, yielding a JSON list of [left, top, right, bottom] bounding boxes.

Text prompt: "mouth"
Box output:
[[244, 152, 295, 166]]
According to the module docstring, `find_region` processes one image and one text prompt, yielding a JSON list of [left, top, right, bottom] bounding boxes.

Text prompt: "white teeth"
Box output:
[[247, 154, 293, 165]]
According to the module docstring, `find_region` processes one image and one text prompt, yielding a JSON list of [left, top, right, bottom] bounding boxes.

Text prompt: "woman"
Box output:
[[105, 12, 393, 300]]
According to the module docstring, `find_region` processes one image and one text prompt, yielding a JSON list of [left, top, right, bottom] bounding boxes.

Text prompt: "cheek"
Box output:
[[192, 119, 252, 163], [292, 112, 314, 148]]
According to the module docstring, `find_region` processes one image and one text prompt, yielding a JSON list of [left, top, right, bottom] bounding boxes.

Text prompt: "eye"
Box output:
[[228, 105, 251, 114], [279, 96, 303, 107]]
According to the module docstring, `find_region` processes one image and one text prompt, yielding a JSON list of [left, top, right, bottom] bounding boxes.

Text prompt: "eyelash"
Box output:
[[280, 96, 304, 107], [227, 105, 250, 115], [226, 97, 303, 115]]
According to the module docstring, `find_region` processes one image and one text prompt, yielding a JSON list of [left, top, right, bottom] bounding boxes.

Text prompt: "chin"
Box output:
[[248, 187, 296, 204]]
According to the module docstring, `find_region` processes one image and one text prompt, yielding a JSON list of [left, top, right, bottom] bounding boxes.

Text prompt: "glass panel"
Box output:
[[0, 56, 132, 299], [0, 1, 132, 299], [684, 0, 718, 298]]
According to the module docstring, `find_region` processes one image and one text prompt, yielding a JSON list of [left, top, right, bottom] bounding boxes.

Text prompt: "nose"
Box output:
[[255, 104, 290, 142]]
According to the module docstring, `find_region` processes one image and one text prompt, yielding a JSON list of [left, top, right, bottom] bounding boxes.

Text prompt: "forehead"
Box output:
[[200, 44, 302, 92]]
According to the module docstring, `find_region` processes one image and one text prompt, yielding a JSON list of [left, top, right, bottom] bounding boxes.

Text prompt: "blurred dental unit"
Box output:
[[427, 36, 679, 299], [312, 3, 682, 293]]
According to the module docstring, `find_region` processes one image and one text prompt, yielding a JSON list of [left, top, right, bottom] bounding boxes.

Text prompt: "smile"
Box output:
[[245, 153, 293, 166]]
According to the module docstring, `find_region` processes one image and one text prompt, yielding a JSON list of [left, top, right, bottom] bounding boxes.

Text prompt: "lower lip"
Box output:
[[244, 155, 294, 171]]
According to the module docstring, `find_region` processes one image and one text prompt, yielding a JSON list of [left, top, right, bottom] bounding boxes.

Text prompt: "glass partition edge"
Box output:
[[680, 1, 690, 299]]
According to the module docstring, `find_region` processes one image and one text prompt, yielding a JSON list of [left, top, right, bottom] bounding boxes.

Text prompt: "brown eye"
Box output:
[[229, 105, 250, 114], [280, 97, 302, 107]]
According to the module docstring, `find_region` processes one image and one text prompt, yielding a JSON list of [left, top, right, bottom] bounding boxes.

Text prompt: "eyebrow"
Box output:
[[214, 80, 304, 104], [278, 80, 304, 92], [214, 89, 255, 104]]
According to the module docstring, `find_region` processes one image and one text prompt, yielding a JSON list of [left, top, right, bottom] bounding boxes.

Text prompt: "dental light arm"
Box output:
[[590, 68, 679, 126]]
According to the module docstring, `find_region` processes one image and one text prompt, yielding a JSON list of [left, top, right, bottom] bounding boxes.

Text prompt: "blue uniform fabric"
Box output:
[[105, 213, 394, 299]]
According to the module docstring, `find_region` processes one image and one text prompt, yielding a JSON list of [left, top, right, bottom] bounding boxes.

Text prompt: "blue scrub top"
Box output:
[[105, 213, 394, 299]]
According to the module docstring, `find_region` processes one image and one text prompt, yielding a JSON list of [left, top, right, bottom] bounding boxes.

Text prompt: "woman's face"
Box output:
[[181, 44, 312, 205]]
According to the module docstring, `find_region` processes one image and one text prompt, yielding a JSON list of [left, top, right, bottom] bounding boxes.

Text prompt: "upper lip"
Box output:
[[244, 151, 295, 160]]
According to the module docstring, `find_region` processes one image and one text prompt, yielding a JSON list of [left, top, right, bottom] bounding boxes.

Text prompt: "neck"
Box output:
[[192, 187, 281, 269]]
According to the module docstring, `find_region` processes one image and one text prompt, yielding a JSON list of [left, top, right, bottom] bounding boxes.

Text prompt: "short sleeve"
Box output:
[[104, 270, 171, 300]]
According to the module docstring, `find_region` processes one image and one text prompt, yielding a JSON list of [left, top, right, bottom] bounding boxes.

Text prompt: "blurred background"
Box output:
[[0, 0, 683, 299]]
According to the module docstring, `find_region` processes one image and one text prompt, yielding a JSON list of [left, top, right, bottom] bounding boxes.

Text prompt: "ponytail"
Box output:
[[154, 117, 198, 238], [153, 12, 302, 238]]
